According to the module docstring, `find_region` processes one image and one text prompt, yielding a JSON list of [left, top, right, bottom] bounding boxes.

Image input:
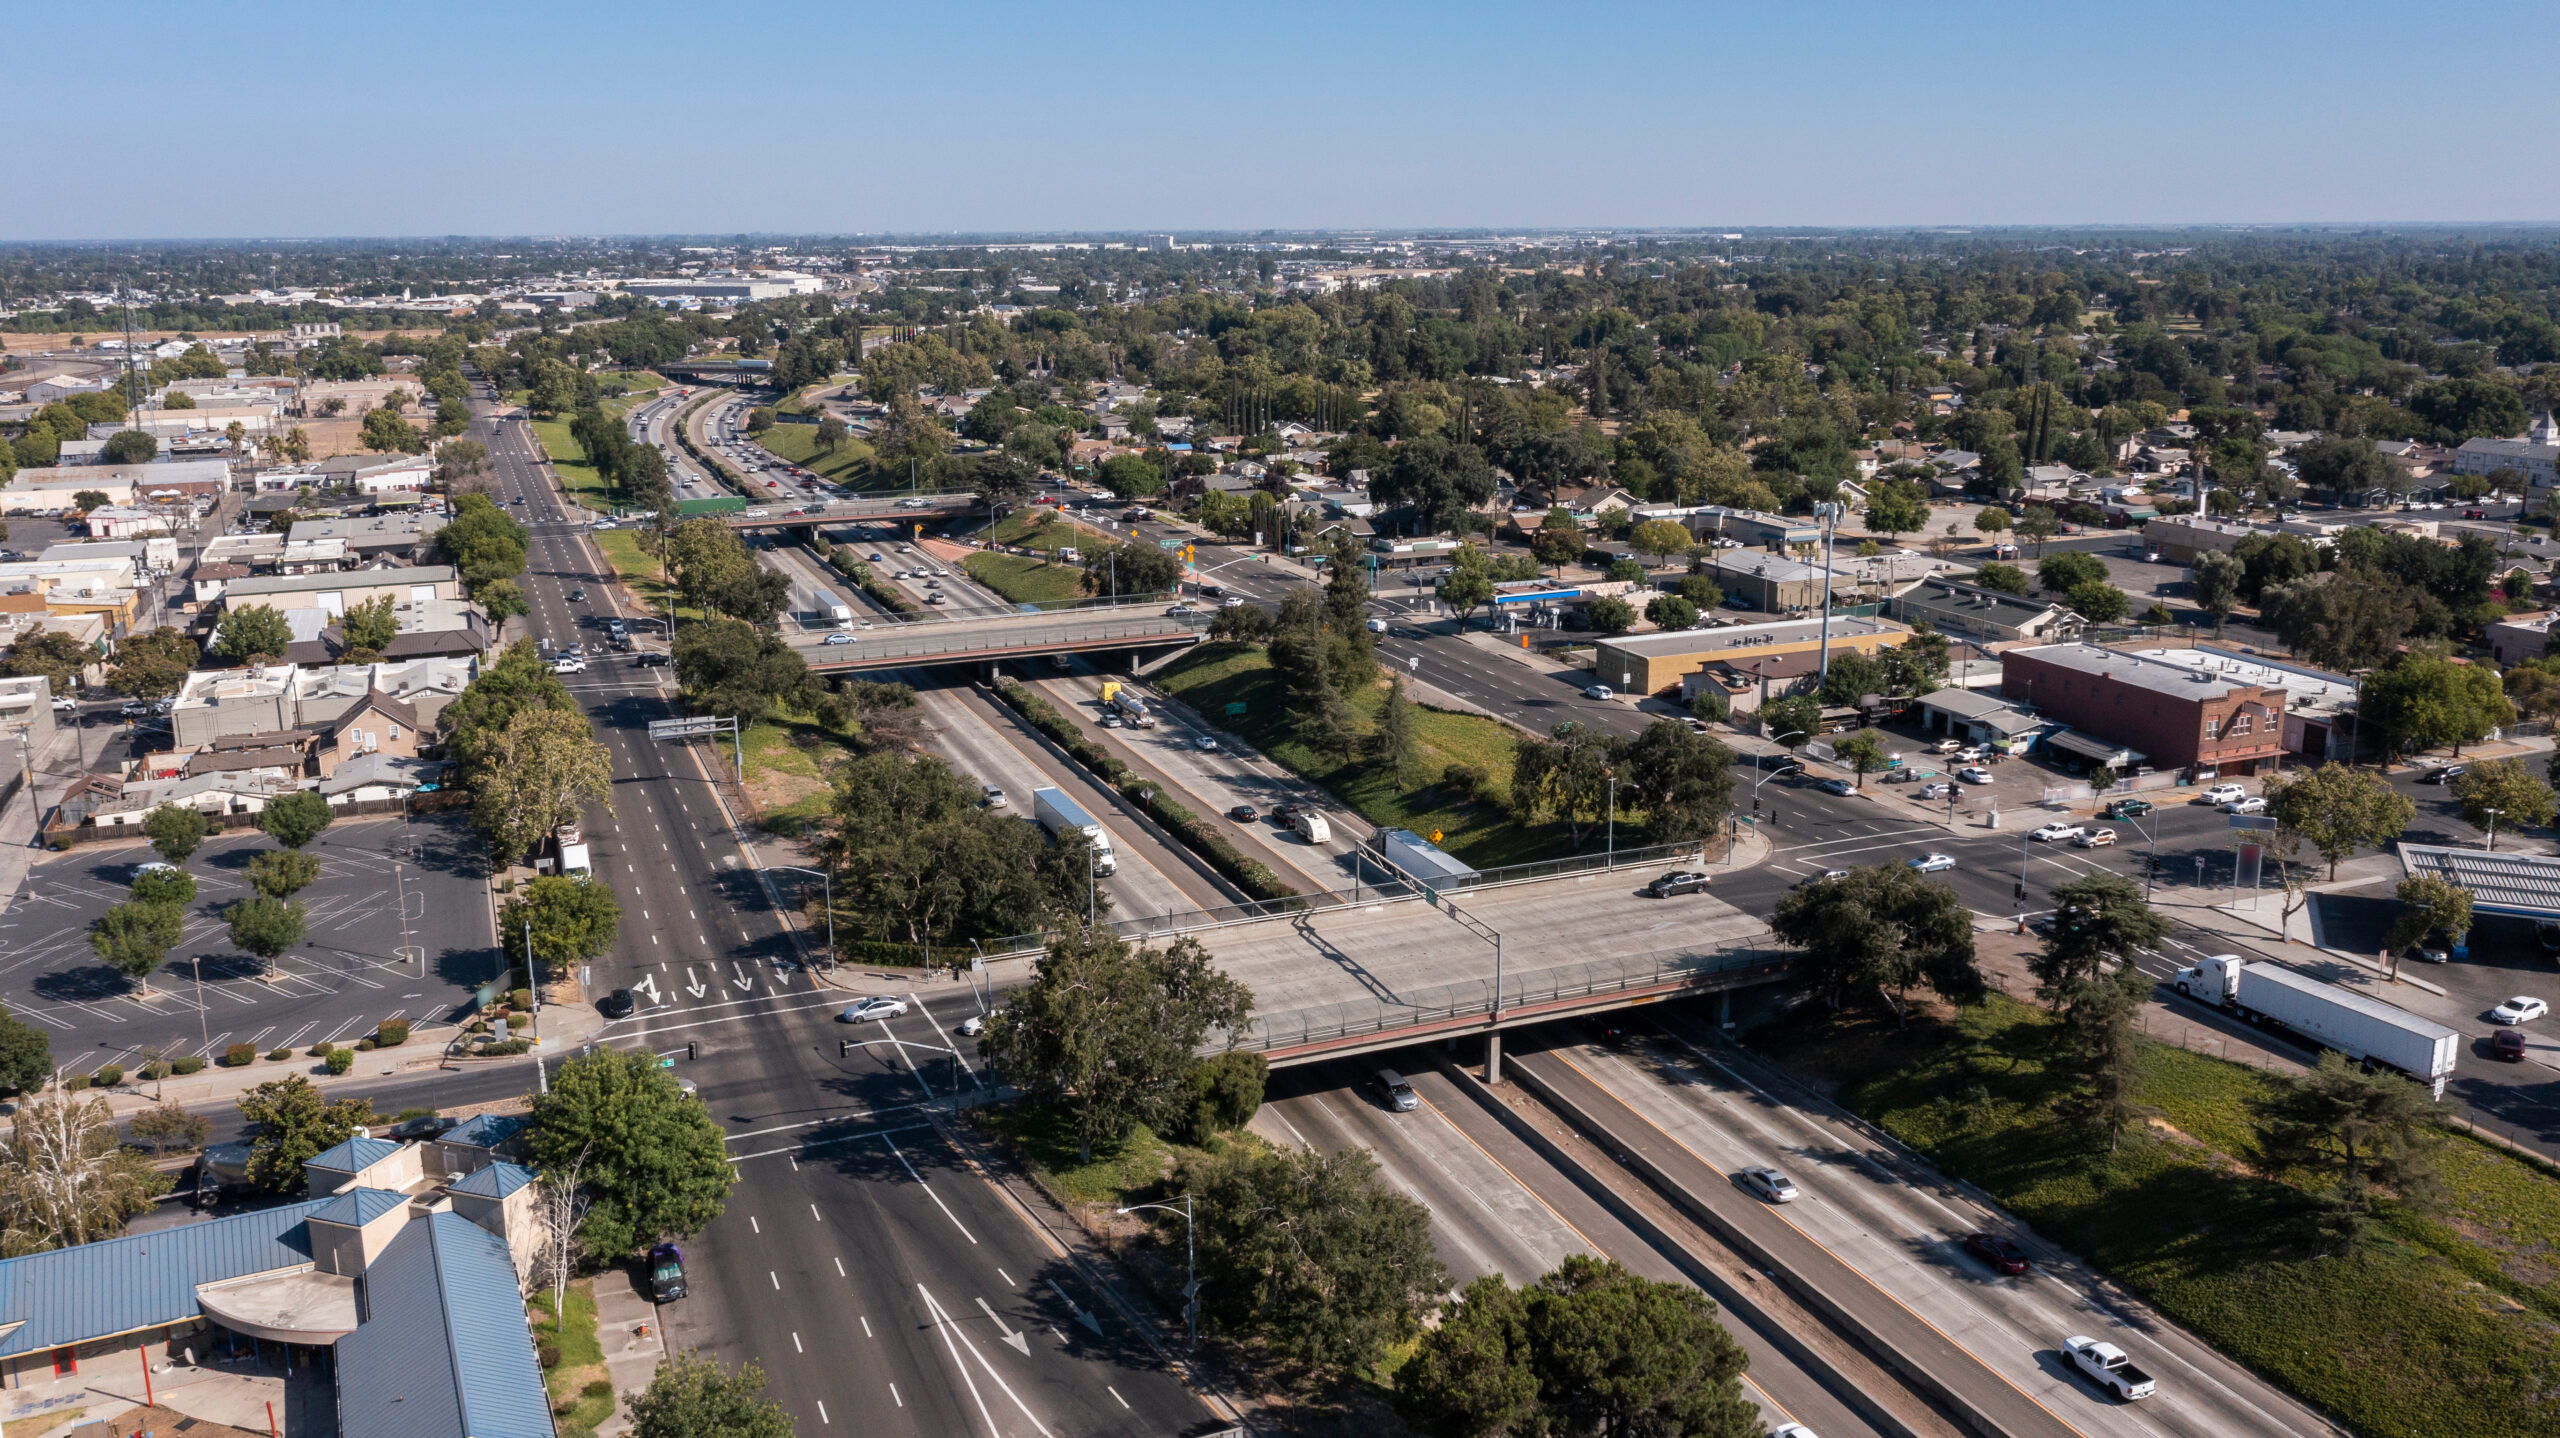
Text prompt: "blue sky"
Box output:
[[5, 0, 2554, 238]]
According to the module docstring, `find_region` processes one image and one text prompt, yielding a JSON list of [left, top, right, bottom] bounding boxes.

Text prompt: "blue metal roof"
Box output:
[[449, 1162, 534, 1200], [441, 1114, 526, 1150], [0, 1200, 330, 1358], [335, 1213, 552, 1438], [306, 1134, 401, 1175], [309, 1187, 409, 1228]]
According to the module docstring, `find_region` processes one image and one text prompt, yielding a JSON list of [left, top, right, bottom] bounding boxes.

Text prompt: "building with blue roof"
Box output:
[[0, 1135, 553, 1436], [336, 1214, 553, 1438]]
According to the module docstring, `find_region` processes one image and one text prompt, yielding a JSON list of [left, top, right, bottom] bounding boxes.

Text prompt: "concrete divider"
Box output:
[[1433, 1055, 1933, 1438], [1506, 1048, 2070, 1438]]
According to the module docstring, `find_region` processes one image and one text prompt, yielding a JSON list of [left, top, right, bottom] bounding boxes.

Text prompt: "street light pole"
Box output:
[[2485, 806, 2504, 853], [770, 865, 835, 968], [1114, 1196, 1198, 1344]]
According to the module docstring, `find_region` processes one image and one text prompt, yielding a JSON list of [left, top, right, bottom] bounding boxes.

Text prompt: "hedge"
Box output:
[[993, 681, 1301, 905], [92, 1064, 124, 1087], [376, 1019, 410, 1047], [223, 1043, 257, 1068], [325, 1048, 354, 1075], [172, 1055, 205, 1075]]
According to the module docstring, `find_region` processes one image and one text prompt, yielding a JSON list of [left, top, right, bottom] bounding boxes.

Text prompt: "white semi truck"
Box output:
[[1031, 787, 1118, 876], [2172, 954, 2458, 1096]]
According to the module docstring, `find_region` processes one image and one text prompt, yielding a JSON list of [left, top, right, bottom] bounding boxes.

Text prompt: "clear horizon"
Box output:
[[5, 0, 2554, 240]]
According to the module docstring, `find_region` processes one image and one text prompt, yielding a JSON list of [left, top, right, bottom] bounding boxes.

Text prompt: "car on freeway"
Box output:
[[1795, 869, 1850, 886], [1770, 1427, 1817, 1438], [1917, 781, 1958, 800], [2101, 798, 2154, 820], [1195, 734, 1220, 752], [1227, 804, 1258, 822], [648, 1242, 689, 1301], [822, 632, 852, 645], [2490, 996, 2549, 1025], [1738, 1165, 1799, 1203], [1643, 870, 1712, 898], [1166, 603, 1196, 617], [2074, 827, 2118, 848], [596, 988, 636, 1020], [1816, 778, 1855, 796], [2492, 1028, 2528, 1060], [2198, 783, 2246, 805], [1907, 852, 1957, 873], [1583, 684, 1615, 700], [567, 588, 586, 602], [1964, 1232, 2033, 1275], [1100, 712, 1123, 728], [1268, 803, 1298, 826], [838, 996, 911, 1023], [982, 786, 1008, 809], [2222, 796, 2268, 815], [1955, 766, 1993, 784], [2030, 823, 2081, 842], [867, 552, 885, 562]]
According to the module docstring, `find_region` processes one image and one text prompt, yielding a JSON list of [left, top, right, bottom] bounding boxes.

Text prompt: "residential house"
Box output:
[[2487, 612, 2560, 667], [312, 690, 423, 776]]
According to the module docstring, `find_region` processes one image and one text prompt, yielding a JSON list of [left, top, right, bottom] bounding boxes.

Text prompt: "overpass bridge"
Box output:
[[788, 606, 1205, 674], [983, 841, 1791, 1069], [723, 493, 979, 531]]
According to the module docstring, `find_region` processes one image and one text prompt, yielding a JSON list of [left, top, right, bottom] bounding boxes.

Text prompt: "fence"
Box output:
[[1238, 941, 1783, 1055]]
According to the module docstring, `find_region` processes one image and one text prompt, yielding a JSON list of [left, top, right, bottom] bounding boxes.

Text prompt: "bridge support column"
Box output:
[[1484, 1031, 1502, 1085], [1719, 989, 1733, 1030]]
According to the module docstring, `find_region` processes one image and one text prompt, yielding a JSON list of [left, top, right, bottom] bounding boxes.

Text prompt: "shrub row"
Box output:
[[994, 681, 1301, 905]]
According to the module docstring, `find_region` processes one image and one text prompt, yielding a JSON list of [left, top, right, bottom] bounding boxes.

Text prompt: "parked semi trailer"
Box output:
[[2172, 954, 2458, 1096]]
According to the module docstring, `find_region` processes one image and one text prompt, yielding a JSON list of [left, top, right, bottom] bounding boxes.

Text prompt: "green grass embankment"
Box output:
[[1780, 994, 2560, 1438], [964, 551, 1086, 607]]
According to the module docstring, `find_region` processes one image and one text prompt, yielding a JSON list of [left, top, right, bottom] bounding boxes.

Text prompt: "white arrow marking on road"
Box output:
[[1047, 1279, 1103, 1337], [685, 966, 707, 999], [975, 1296, 1033, 1355], [731, 961, 754, 993]]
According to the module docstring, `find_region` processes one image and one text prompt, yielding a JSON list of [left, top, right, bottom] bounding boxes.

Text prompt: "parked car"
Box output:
[[1955, 767, 1994, 784], [2199, 783, 2246, 805], [838, 996, 911, 1023], [388, 1114, 458, 1141], [2490, 996, 2549, 1025], [1917, 781, 1959, 800], [1738, 1165, 1799, 1203], [49, 696, 76, 714], [1907, 853, 1957, 873], [1954, 745, 1986, 762], [2074, 827, 2118, 848], [647, 1243, 689, 1301], [1643, 870, 1712, 898], [2101, 798, 2154, 820], [1932, 738, 1962, 754], [1964, 1232, 2032, 1275]]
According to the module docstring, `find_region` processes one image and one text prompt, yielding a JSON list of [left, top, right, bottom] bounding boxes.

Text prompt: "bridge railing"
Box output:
[[1232, 941, 1785, 1056]]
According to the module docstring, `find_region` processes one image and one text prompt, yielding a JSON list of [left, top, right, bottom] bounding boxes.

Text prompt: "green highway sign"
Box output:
[[1225, 701, 1247, 716], [656, 1057, 675, 1068]]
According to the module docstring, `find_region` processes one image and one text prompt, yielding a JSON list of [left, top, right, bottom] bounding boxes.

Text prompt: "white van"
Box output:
[[1378, 1069, 1419, 1113]]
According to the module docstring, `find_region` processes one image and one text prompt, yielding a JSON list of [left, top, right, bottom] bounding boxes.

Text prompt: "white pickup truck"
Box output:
[[2062, 1335, 2155, 1401]]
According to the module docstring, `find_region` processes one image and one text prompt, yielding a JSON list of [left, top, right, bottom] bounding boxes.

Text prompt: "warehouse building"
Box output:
[[1591, 615, 1911, 697]]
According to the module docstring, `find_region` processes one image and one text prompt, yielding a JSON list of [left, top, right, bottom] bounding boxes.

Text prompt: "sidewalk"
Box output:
[[588, 1267, 668, 1438]]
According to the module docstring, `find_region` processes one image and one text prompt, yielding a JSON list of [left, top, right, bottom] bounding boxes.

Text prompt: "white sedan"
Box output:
[[838, 997, 911, 1023], [2029, 823, 2082, 843], [2490, 996, 2548, 1025], [1955, 766, 1994, 785], [2222, 796, 2268, 815]]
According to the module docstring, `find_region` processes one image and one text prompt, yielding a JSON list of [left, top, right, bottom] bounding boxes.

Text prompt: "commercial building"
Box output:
[[169, 658, 476, 749], [1999, 643, 2300, 776], [286, 511, 448, 563], [1591, 615, 1910, 697], [1891, 577, 2085, 645], [2488, 611, 2560, 667], [2, 460, 231, 513], [2451, 417, 2560, 491], [1911, 687, 2050, 749], [1681, 506, 1821, 551], [218, 564, 462, 618]]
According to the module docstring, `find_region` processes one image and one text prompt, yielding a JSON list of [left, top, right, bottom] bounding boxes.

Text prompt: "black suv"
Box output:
[[597, 988, 636, 1019], [648, 1243, 689, 1301]]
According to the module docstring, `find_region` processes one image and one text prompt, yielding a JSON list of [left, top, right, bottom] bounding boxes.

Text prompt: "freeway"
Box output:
[[476, 392, 1225, 1435]]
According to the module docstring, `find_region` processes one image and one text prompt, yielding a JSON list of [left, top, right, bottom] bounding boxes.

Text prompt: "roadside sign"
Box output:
[[1429, 829, 1444, 843], [1225, 701, 1246, 716], [1158, 538, 1181, 549]]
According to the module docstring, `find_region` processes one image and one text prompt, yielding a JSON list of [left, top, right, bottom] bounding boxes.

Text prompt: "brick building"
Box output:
[[2000, 643, 2288, 776]]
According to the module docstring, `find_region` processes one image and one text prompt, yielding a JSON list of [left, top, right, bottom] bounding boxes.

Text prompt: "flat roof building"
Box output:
[[1592, 616, 1910, 697], [1999, 643, 2306, 776]]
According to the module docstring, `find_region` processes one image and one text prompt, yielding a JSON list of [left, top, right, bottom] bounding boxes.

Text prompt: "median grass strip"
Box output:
[[996, 680, 1299, 903], [1774, 994, 2560, 1438], [739, 701, 852, 836], [754, 420, 876, 484], [987, 506, 1116, 554], [1154, 642, 1575, 867], [964, 550, 1086, 607], [528, 390, 653, 513]]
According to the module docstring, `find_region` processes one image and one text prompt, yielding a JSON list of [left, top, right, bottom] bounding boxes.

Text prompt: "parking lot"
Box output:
[[0, 811, 498, 1076]]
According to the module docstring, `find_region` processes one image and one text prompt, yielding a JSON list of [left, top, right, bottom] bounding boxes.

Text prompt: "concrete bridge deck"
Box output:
[[788, 609, 1205, 672]]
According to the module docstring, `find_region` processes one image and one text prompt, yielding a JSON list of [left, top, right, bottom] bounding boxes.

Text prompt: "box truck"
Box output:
[[1031, 787, 1118, 876], [2172, 955, 2457, 1096]]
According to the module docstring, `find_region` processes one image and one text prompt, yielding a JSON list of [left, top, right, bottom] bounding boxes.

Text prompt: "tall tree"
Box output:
[[501, 874, 625, 968], [2263, 765, 2414, 879], [979, 927, 1253, 1162], [88, 901, 184, 992], [1367, 674, 1421, 784], [235, 1076, 374, 1194], [1861, 477, 1930, 543], [340, 594, 399, 653], [0, 1093, 172, 1255], [1771, 863, 1983, 1025], [525, 1048, 737, 1258], [1619, 718, 1735, 843], [0, 1005, 50, 1096], [106, 629, 197, 702], [1, 629, 96, 694], [2054, 965, 2154, 1151], [224, 896, 307, 973], [2030, 872, 2169, 999], [2188, 550, 2243, 636], [626, 1353, 795, 1438], [245, 850, 322, 901], [142, 803, 208, 865], [2252, 1052, 2446, 1251], [212, 603, 295, 664], [468, 706, 616, 865], [256, 790, 334, 850], [2448, 758, 2556, 848]]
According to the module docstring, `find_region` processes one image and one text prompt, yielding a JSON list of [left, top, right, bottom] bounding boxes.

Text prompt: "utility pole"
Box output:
[[1814, 501, 1839, 687]]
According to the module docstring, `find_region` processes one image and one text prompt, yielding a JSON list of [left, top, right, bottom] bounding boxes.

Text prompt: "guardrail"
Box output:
[[1237, 941, 1781, 1056], [798, 616, 1205, 666]]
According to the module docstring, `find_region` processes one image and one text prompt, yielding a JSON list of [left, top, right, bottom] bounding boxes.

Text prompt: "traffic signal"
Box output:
[[686, 1040, 699, 1061]]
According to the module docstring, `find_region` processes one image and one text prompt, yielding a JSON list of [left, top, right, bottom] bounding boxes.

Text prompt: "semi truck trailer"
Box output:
[[2172, 954, 2457, 1096], [1031, 787, 1118, 876]]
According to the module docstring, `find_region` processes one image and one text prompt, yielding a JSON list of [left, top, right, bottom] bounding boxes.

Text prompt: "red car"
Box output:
[[2492, 1028, 2528, 1061], [1965, 1232, 2032, 1274]]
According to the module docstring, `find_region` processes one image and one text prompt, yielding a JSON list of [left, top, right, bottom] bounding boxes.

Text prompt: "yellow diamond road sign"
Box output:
[[1429, 829, 1443, 843]]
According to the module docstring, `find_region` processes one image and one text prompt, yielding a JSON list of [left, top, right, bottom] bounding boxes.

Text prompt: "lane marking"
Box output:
[[883, 1132, 977, 1244]]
